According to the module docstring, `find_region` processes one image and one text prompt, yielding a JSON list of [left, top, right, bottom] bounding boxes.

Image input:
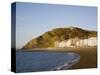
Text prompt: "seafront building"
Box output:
[[55, 37, 97, 47]]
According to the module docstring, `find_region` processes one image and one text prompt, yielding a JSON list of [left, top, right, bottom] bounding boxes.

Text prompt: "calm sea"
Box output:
[[16, 50, 80, 73]]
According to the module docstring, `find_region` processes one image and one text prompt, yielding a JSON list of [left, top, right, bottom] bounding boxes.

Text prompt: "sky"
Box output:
[[15, 2, 97, 49]]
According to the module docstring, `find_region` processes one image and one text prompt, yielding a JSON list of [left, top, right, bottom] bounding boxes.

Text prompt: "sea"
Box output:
[[16, 50, 80, 73]]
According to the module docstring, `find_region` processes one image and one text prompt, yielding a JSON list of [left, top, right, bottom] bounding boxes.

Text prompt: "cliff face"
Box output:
[[22, 27, 97, 49]]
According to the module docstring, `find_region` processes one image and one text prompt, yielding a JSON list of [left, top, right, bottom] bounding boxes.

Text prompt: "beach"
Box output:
[[69, 47, 97, 69], [23, 46, 97, 69]]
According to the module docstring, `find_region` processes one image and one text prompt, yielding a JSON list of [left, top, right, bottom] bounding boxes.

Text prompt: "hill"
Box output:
[[22, 27, 97, 49]]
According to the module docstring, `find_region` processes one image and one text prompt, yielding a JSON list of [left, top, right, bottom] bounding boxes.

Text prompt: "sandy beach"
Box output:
[[69, 47, 97, 69], [23, 46, 97, 69]]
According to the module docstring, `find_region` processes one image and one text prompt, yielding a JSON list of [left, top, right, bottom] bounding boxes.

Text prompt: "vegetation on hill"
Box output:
[[22, 27, 97, 49]]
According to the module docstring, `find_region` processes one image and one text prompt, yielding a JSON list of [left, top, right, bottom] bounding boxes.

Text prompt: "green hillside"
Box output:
[[22, 27, 97, 49]]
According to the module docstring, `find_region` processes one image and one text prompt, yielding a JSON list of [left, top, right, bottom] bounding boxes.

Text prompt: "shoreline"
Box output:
[[20, 46, 97, 52], [20, 46, 97, 69]]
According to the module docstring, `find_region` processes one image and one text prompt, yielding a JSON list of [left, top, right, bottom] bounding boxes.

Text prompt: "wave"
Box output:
[[51, 53, 80, 70]]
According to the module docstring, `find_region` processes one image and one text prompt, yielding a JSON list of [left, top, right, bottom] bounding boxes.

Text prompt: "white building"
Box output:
[[55, 37, 97, 48], [88, 37, 97, 46]]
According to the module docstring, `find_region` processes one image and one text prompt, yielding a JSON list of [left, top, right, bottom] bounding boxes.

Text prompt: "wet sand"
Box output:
[[69, 47, 97, 69]]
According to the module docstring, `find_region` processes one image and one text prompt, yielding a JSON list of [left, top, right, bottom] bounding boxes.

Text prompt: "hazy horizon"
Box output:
[[14, 2, 97, 49]]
